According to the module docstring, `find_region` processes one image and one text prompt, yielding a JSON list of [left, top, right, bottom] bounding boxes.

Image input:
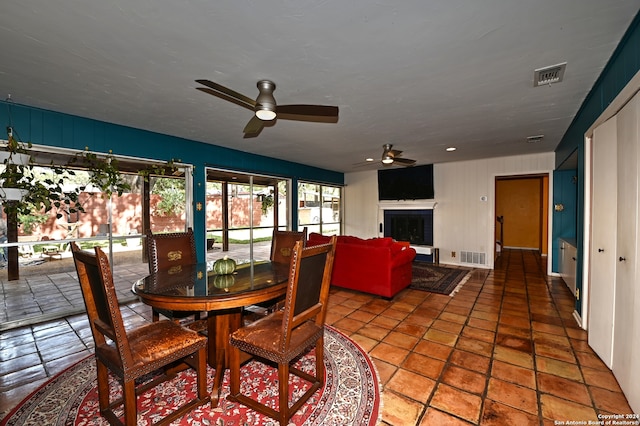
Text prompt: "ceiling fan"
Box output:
[[195, 79, 339, 136], [351, 144, 416, 169], [380, 144, 416, 166]]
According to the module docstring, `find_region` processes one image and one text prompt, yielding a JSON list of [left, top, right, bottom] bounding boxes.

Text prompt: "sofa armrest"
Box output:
[[391, 246, 417, 267]]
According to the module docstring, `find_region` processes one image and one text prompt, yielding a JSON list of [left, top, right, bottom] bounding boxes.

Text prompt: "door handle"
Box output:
[[598, 248, 604, 252], [619, 256, 626, 262]]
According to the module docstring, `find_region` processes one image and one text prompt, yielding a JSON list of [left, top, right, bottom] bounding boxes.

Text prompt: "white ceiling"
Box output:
[[1, 1, 638, 173]]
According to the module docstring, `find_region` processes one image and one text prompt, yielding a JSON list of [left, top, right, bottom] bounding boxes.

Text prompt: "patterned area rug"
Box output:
[[410, 262, 472, 296], [1, 326, 379, 426]]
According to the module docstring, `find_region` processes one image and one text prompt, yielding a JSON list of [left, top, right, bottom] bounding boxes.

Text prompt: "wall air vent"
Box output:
[[461, 251, 486, 265], [533, 62, 566, 87]]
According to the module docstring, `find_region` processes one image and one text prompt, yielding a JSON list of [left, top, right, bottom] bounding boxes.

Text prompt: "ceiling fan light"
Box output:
[[382, 155, 394, 164], [255, 80, 277, 120], [255, 108, 276, 120]]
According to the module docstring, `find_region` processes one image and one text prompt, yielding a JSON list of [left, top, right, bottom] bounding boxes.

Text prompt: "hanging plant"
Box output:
[[1, 126, 83, 218], [138, 158, 180, 182], [67, 148, 131, 198], [260, 191, 274, 215], [2, 125, 179, 219]]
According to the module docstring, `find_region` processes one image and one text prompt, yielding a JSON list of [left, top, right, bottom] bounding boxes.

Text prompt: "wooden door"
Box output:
[[496, 177, 542, 250], [588, 115, 618, 368], [612, 93, 639, 398]]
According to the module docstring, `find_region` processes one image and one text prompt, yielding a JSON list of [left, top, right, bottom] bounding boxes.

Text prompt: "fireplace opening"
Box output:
[[383, 209, 433, 246]]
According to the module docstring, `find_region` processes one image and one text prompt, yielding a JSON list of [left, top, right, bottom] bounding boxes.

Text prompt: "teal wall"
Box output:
[[1, 101, 344, 261], [551, 169, 578, 272], [554, 11, 640, 315]]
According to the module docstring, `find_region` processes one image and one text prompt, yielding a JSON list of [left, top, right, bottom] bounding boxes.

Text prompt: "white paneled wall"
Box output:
[[345, 152, 555, 268], [343, 170, 381, 238]]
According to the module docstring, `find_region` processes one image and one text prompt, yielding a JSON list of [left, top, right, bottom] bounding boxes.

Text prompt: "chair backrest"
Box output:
[[71, 242, 134, 368], [270, 227, 308, 265], [146, 228, 197, 273], [279, 236, 336, 351]]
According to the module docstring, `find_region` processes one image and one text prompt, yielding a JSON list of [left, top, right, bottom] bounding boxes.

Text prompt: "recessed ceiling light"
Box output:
[[365, 158, 374, 162], [446, 147, 456, 152]]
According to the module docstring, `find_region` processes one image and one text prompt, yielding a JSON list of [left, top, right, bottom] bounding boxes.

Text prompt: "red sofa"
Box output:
[[307, 233, 416, 298]]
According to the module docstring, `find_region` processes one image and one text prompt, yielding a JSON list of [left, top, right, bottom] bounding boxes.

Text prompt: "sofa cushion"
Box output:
[[365, 237, 394, 248], [337, 235, 365, 245], [308, 232, 331, 245]]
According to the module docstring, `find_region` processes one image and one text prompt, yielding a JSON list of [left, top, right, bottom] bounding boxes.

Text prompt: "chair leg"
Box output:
[[195, 347, 208, 403], [96, 360, 110, 414], [229, 345, 241, 397], [278, 363, 290, 426], [316, 335, 325, 384], [123, 379, 137, 426], [152, 308, 160, 322]]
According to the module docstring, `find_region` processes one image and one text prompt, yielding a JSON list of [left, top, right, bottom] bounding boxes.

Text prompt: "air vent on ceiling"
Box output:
[[533, 62, 566, 87], [526, 135, 545, 143]]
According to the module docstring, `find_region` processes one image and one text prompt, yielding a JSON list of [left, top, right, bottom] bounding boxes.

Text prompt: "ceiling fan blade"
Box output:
[[195, 80, 256, 107], [394, 157, 416, 165], [352, 160, 378, 168], [196, 87, 255, 111], [243, 115, 265, 134], [276, 104, 339, 118], [389, 149, 403, 157]]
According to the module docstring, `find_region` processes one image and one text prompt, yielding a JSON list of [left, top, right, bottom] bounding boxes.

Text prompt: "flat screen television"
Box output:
[[378, 164, 434, 200]]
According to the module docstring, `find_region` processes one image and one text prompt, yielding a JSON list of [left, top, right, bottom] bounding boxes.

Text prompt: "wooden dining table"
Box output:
[[132, 260, 290, 406]]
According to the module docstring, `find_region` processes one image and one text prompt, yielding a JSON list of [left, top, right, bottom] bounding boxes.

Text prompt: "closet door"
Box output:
[[612, 93, 639, 400], [588, 116, 617, 368]]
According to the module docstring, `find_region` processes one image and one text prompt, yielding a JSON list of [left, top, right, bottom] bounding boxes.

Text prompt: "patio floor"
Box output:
[[0, 241, 272, 331]]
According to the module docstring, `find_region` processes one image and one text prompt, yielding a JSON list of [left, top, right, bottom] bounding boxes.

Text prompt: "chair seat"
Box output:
[[230, 311, 324, 364], [96, 321, 207, 374]]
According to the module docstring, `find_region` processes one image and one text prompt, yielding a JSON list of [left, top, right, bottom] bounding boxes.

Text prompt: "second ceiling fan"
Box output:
[[380, 144, 416, 166], [196, 79, 339, 136]]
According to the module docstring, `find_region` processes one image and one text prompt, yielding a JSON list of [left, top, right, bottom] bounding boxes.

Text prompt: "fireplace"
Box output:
[[383, 209, 433, 246]]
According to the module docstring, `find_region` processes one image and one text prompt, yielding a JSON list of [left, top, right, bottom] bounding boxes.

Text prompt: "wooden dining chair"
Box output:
[[270, 227, 308, 265], [70, 242, 209, 426], [227, 236, 337, 426], [146, 228, 201, 323], [244, 227, 309, 321]]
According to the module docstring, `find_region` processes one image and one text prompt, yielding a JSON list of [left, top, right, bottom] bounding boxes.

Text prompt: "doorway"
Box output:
[[495, 174, 549, 256]]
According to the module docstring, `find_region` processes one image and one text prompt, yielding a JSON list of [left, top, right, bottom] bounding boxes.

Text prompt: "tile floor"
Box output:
[[0, 249, 634, 425], [0, 241, 272, 330]]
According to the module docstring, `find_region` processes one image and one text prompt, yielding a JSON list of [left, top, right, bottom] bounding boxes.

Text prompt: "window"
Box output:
[[297, 182, 342, 235]]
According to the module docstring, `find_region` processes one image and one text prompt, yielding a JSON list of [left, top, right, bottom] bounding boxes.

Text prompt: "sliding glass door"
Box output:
[[205, 168, 290, 264]]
